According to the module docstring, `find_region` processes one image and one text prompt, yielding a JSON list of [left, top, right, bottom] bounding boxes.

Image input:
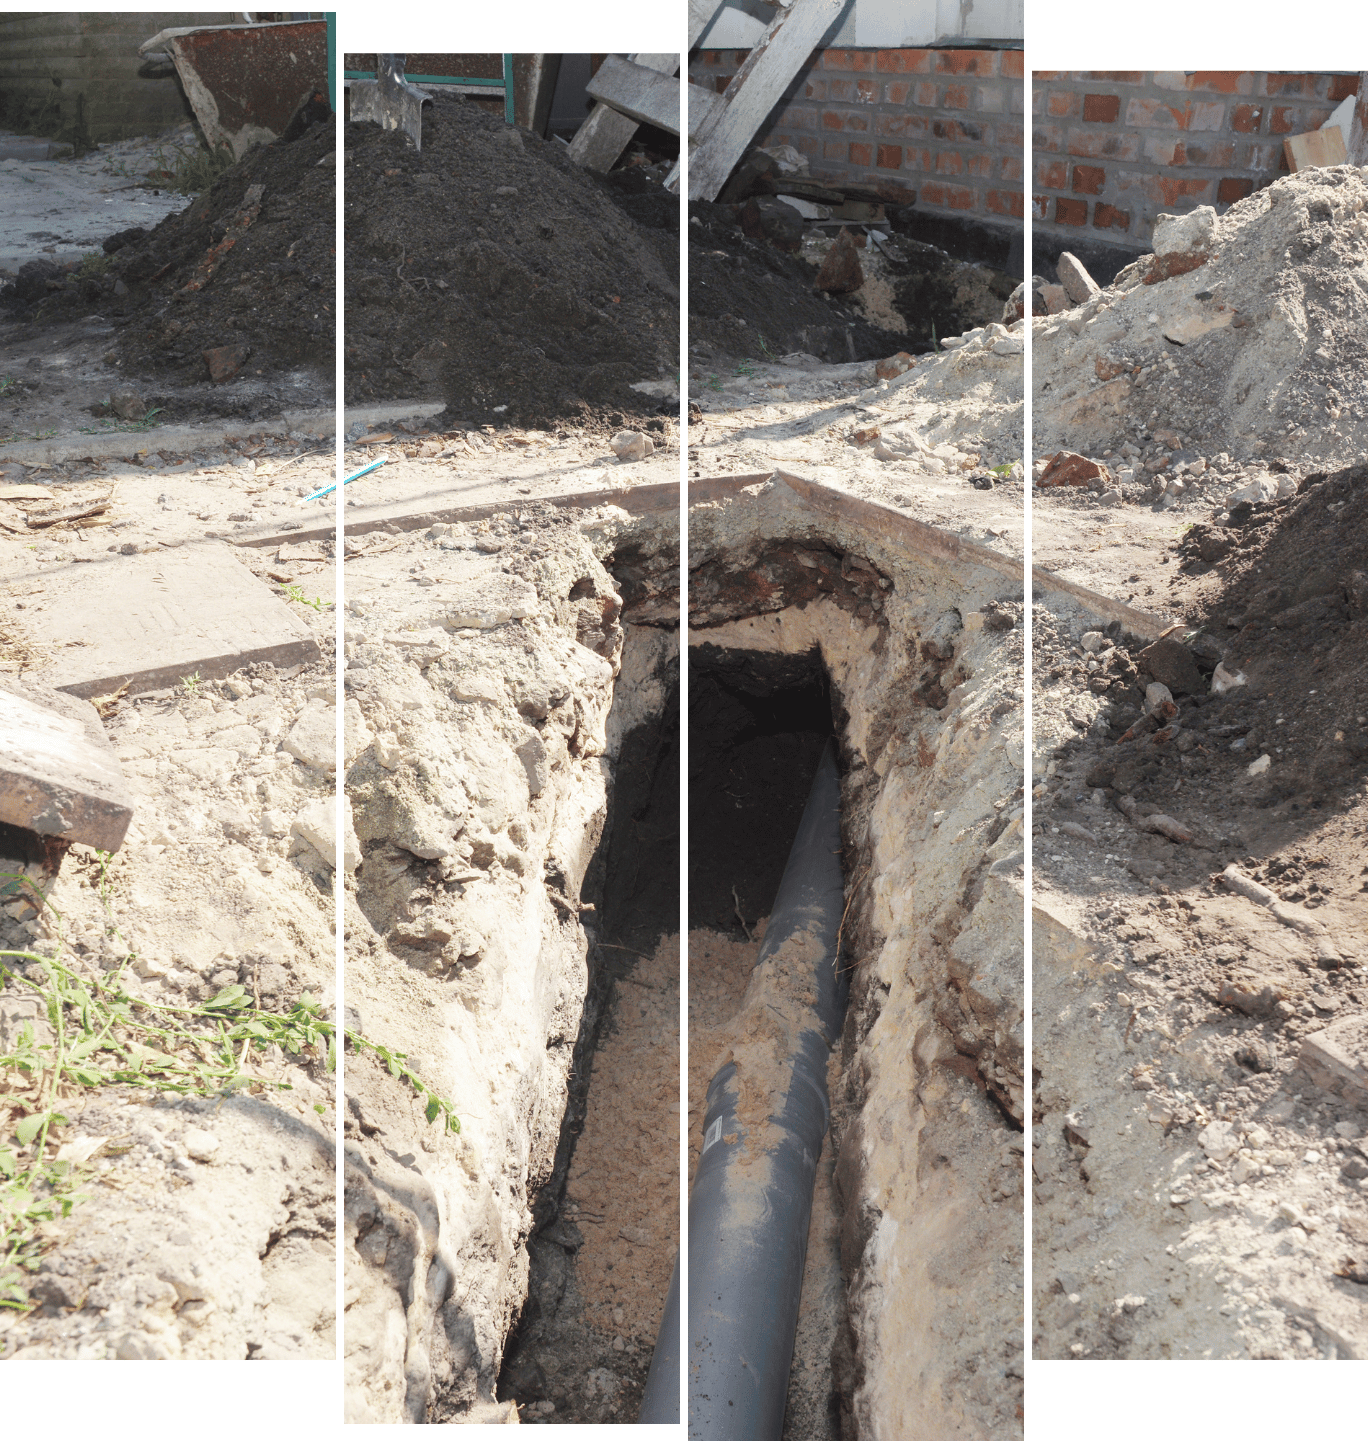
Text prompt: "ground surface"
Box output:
[[344, 93, 678, 432], [688, 331, 1024, 560], [1031, 173, 1368, 1356]]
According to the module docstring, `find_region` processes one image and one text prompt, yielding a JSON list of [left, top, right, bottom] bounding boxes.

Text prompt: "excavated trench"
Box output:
[[687, 478, 1026, 1439], [496, 622, 680, 1423]]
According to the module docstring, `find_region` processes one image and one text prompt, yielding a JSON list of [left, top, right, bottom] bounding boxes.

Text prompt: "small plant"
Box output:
[[284, 585, 329, 613], [179, 670, 201, 695], [0, 863, 335, 1308], [345, 1031, 461, 1133], [734, 360, 757, 379], [0, 378, 14, 398], [149, 137, 236, 195], [991, 461, 1016, 478], [75, 253, 112, 280], [756, 335, 774, 360], [707, 374, 722, 392]]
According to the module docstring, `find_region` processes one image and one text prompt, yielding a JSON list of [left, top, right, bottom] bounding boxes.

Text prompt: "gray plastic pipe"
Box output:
[[687, 741, 847, 1440], [638, 1250, 680, 1421]]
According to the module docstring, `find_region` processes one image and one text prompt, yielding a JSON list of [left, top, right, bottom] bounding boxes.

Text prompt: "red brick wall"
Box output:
[[1033, 71, 1360, 246], [690, 47, 1024, 226]]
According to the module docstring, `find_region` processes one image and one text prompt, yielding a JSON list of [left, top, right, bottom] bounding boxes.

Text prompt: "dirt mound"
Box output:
[[343, 93, 679, 429], [689, 201, 893, 365], [1034, 166, 1368, 468], [2, 124, 335, 389]]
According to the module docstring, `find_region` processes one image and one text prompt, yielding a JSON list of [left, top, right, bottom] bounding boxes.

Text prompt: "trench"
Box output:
[[686, 483, 1026, 1439], [496, 602, 681, 1424]]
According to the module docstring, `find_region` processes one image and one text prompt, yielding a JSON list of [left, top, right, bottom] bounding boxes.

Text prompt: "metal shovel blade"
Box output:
[[349, 53, 430, 150]]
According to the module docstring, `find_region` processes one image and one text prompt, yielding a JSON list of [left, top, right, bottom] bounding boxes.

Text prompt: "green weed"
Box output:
[[75, 253, 112, 280], [734, 360, 757, 379], [0, 378, 15, 398], [149, 137, 236, 195], [178, 671, 201, 695], [284, 585, 330, 613], [345, 1032, 461, 1134]]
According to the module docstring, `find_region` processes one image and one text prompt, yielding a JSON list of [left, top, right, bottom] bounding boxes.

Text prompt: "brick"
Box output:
[[848, 141, 872, 166], [1009, 87, 1025, 115], [822, 110, 845, 131], [1038, 159, 1067, 189], [876, 143, 903, 169], [875, 49, 932, 74], [998, 123, 1023, 149], [1067, 129, 1140, 160], [1082, 92, 1121, 123], [885, 81, 910, 104], [781, 106, 818, 130], [1269, 106, 1296, 134], [1142, 136, 1236, 166], [1000, 154, 1022, 182], [1093, 203, 1130, 231], [1244, 141, 1281, 168], [1218, 176, 1254, 203], [824, 50, 875, 72], [1055, 196, 1087, 225], [855, 78, 879, 103], [804, 79, 827, 101], [932, 118, 986, 142], [1048, 90, 1077, 117], [1231, 104, 1264, 133], [1082, 72, 1145, 83], [944, 84, 970, 109], [822, 139, 846, 161], [1034, 123, 1063, 152], [828, 78, 854, 103], [1329, 75, 1361, 102], [1124, 97, 1226, 130], [843, 111, 869, 132], [1072, 163, 1105, 194], [1263, 73, 1310, 95], [1032, 194, 1049, 220], [966, 152, 993, 177], [986, 188, 1024, 218], [1003, 52, 1023, 80], [946, 185, 975, 210], [975, 84, 1006, 113], [795, 136, 819, 158], [937, 50, 997, 76], [1154, 71, 1251, 94], [915, 81, 938, 108], [936, 150, 964, 175], [876, 112, 929, 139]]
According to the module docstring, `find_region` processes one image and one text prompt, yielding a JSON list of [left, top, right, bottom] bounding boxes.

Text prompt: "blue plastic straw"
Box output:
[[300, 457, 386, 503]]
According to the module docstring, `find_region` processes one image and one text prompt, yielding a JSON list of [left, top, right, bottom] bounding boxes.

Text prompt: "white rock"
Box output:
[[1143, 682, 1174, 715], [182, 1128, 220, 1163], [1198, 1119, 1241, 1162], [1226, 475, 1278, 506], [1152, 206, 1217, 256], [1247, 753, 1271, 776], [374, 732, 402, 770], [283, 704, 336, 772], [453, 674, 505, 704], [261, 809, 291, 838], [1275, 474, 1298, 500], [291, 795, 361, 872], [1080, 631, 1105, 653], [610, 431, 654, 462], [1210, 662, 1246, 695]]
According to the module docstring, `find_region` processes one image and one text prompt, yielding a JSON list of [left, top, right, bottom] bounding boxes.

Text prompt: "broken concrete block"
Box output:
[[282, 703, 336, 772], [108, 387, 146, 420], [1056, 252, 1100, 306], [1299, 1015, 1368, 1106], [291, 795, 361, 873], [1152, 207, 1217, 256], [0, 687, 133, 852], [203, 343, 250, 382], [874, 352, 913, 381], [1039, 282, 1070, 314], [1037, 451, 1110, 488], [610, 431, 654, 463], [815, 227, 863, 294], [738, 195, 804, 253]]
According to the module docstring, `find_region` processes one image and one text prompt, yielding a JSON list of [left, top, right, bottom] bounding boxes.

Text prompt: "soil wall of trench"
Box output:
[[341, 500, 678, 1423], [688, 482, 1026, 1439]]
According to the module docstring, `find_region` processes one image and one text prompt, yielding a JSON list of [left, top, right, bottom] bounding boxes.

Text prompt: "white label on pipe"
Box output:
[[702, 1118, 723, 1154]]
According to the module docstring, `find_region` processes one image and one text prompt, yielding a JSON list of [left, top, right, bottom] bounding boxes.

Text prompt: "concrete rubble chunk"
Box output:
[[815, 227, 863, 294], [0, 686, 134, 852], [609, 431, 654, 463], [1056, 252, 1100, 306], [292, 795, 361, 873], [1299, 1015, 1368, 1106], [1038, 451, 1109, 488], [282, 703, 336, 772]]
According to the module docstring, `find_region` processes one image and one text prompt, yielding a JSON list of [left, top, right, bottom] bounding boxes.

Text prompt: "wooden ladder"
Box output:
[[687, 0, 844, 202], [568, 53, 682, 186]]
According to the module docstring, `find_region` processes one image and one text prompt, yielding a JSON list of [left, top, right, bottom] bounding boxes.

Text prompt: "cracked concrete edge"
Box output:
[[0, 406, 336, 465]]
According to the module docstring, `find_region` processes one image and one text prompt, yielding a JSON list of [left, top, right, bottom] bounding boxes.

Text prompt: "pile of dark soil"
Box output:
[[689, 201, 891, 365], [2, 122, 335, 387], [343, 92, 679, 429], [1045, 461, 1368, 822]]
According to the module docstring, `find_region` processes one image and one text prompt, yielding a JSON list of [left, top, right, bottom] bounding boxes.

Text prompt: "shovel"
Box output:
[[349, 54, 431, 150]]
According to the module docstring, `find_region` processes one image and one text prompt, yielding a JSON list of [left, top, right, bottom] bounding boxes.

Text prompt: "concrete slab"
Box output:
[[0, 687, 133, 851], [236, 479, 681, 551], [7, 543, 321, 699]]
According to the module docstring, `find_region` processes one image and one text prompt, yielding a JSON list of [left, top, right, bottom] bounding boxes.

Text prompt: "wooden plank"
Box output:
[[689, 0, 725, 49], [688, 81, 726, 139], [689, 0, 842, 202], [0, 687, 133, 852], [568, 51, 680, 173], [1284, 126, 1348, 172], [586, 55, 680, 136]]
